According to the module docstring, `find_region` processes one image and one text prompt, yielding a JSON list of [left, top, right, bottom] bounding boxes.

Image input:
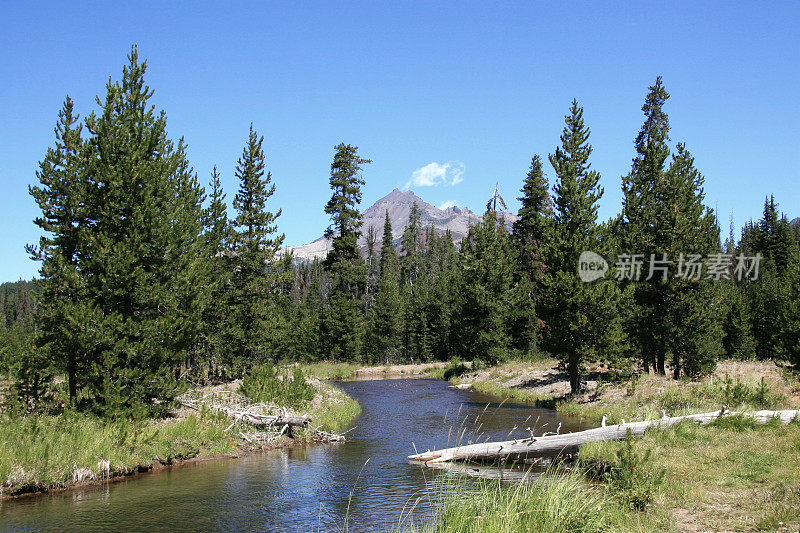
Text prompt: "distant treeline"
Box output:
[[6, 47, 799, 418], [0, 280, 36, 330]]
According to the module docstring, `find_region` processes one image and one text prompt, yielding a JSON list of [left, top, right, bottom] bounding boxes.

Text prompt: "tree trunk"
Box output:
[[656, 352, 666, 375], [568, 356, 582, 394], [409, 409, 800, 464], [67, 354, 76, 404]]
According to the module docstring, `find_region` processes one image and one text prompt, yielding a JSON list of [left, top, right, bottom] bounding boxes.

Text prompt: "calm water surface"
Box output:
[[0, 378, 588, 532]]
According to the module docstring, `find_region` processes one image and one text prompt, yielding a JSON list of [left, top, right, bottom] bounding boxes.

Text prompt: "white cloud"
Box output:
[[438, 200, 458, 210], [405, 161, 465, 189]]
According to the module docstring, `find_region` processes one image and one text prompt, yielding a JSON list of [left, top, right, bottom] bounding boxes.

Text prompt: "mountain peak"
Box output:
[[284, 188, 518, 261]]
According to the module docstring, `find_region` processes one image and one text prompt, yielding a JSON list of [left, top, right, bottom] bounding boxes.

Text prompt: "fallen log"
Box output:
[[179, 390, 311, 428], [234, 412, 311, 428], [409, 408, 800, 464]]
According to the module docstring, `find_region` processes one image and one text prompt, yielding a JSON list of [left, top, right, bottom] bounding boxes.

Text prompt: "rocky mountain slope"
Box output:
[[283, 189, 517, 261]]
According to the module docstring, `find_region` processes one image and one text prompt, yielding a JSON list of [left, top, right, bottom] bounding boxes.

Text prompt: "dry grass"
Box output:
[[559, 360, 797, 424], [448, 358, 798, 425]]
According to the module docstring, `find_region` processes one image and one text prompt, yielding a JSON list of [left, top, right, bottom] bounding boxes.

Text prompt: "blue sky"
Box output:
[[1, 2, 798, 282]]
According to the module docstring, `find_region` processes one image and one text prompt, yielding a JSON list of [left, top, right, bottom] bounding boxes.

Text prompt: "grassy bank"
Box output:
[[580, 416, 800, 531], [443, 358, 799, 423], [436, 358, 800, 530], [0, 410, 239, 497], [0, 365, 362, 498], [399, 469, 667, 533], [305, 361, 447, 381], [436, 357, 562, 407], [557, 360, 798, 424], [304, 379, 361, 434]]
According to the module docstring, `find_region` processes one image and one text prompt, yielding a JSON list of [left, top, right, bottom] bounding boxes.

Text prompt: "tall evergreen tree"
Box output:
[[618, 78, 722, 377], [619, 77, 671, 374], [455, 212, 519, 365], [512, 155, 552, 355], [367, 211, 403, 363], [662, 145, 722, 376], [291, 259, 326, 361], [425, 230, 459, 360], [78, 47, 206, 416], [400, 202, 428, 361], [400, 202, 424, 284], [747, 196, 800, 360], [322, 143, 370, 361], [543, 100, 626, 392], [227, 125, 285, 371], [197, 166, 232, 379], [755, 196, 797, 273], [27, 96, 87, 405]]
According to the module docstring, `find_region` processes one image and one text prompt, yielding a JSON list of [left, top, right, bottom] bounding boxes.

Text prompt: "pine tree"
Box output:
[[367, 211, 403, 363], [364, 224, 380, 313], [27, 96, 87, 405], [322, 143, 370, 361], [400, 202, 423, 284], [513, 155, 552, 272], [747, 196, 800, 360], [512, 155, 552, 355], [291, 260, 326, 361], [227, 125, 285, 372], [400, 202, 429, 361], [198, 166, 231, 379], [755, 196, 797, 273], [419, 225, 457, 361], [661, 144, 722, 377], [379, 210, 398, 277], [455, 212, 519, 365], [543, 100, 626, 393], [78, 47, 206, 416], [619, 77, 671, 374], [618, 78, 722, 377]]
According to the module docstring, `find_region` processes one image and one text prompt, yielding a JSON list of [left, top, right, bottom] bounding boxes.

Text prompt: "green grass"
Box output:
[[238, 363, 362, 435], [301, 361, 363, 381], [0, 367, 364, 497], [304, 381, 361, 434], [397, 469, 667, 533], [579, 417, 800, 530], [463, 380, 556, 408], [0, 409, 240, 497]]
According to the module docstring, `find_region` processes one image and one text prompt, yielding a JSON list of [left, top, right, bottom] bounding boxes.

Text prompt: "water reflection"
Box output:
[[0, 378, 589, 532]]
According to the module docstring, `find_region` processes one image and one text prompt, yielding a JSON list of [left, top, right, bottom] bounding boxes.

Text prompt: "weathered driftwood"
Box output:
[[179, 389, 311, 429], [409, 408, 800, 464]]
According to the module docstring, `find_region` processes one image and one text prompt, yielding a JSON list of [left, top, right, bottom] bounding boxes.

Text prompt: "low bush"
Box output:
[[601, 430, 666, 511], [239, 363, 315, 408]]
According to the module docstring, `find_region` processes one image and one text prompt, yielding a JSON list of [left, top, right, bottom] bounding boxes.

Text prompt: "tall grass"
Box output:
[[580, 417, 800, 530], [398, 469, 665, 533], [0, 409, 239, 496], [305, 382, 361, 434]]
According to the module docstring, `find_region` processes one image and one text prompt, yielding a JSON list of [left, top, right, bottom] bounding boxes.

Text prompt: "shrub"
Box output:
[[442, 359, 470, 381], [239, 363, 315, 408], [603, 430, 666, 511]]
